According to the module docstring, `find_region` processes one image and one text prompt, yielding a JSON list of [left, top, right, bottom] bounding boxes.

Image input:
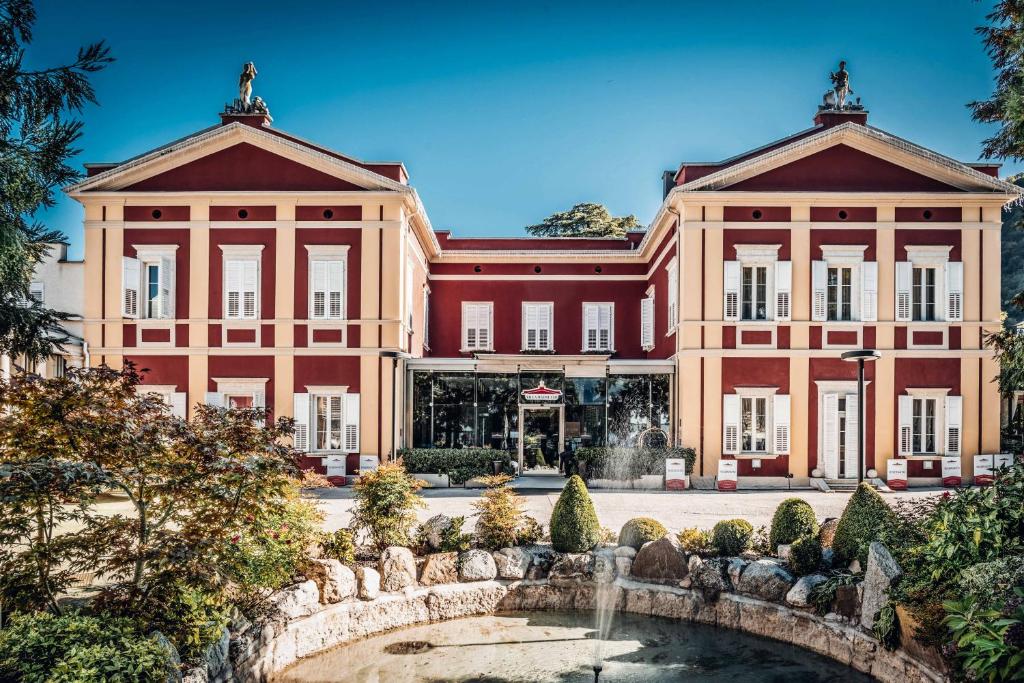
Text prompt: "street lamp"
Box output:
[[841, 349, 881, 483]]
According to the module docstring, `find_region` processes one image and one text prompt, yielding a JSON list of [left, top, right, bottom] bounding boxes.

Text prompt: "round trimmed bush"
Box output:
[[832, 482, 898, 567], [788, 535, 823, 576], [618, 517, 668, 550], [769, 498, 819, 549], [550, 475, 600, 552], [711, 518, 754, 556]]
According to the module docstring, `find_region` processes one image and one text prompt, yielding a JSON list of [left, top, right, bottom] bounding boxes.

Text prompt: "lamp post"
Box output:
[[840, 349, 881, 484]]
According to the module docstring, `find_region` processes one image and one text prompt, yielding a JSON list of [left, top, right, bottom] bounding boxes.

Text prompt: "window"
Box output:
[[225, 259, 258, 319], [640, 295, 655, 350], [225, 394, 254, 409], [667, 258, 678, 330], [583, 303, 613, 351], [28, 282, 44, 304], [912, 397, 936, 454], [423, 287, 430, 348], [899, 391, 960, 456], [896, 246, 960, 323], [522, 302, 553, 351], [723, 392, 789, 456], [293, 391, 360, 453], [310, 259, 345, 319], [741, 266, 768, 321], [912, 267, 937, 322], [53, 356, 66, 378], [122, 247, 177, 319], [146, 264, 160, 318], [837, 396, 848, 478], [812, 247, 873, 323], [741, 396, 768, 452], [314, 395, 344, 450], [462, 302, 493, 350], [724, 245, 784, 323], [827, 266, 853, 321]]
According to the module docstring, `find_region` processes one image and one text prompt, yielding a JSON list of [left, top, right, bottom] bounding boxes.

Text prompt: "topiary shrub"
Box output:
[[677, 527, 714, 556], [550, 475, 600, 552], [711, 519, 754, 556], [832, 482, 898, 567], [320, 528, 356, 564], [618, 517, 668, 550], [789, 535, 823, 576], [769, 498, 820, 549]]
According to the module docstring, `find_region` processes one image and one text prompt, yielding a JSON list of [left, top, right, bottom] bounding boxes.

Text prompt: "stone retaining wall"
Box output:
[[233, 579, 945, 683]]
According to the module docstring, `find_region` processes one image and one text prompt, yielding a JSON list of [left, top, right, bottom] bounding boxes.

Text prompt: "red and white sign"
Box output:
[[941, 457, 962, 487], [521, 382, 562, 402], [665, 458, 689, 490], [975, 454, 1015, 485], [717, 459, 737, 491], [887, 459, 908, 490]]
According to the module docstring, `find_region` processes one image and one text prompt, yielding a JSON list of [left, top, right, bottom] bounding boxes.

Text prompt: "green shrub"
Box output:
[[397, 448, 515, 485], [351, 462, 425, 551], [832, 482, 898, 567], [711, 519, 754, 556], [769, 498, 819, 549], [617, 517, 667, 550], [788, 535, 823, 576], [944, 587, 1024, 681], [550, 475, 600, 552], [416, 515, 471, 553], [677, 527, 714, 556], [808, 571, 862, 616], [472, 475, 542, 550], [0, 611, 175, 683], [320, 528, 356, 564], [575, 447, 696, 480]]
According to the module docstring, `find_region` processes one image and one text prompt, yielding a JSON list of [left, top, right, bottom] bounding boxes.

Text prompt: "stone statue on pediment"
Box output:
[[225, 62, 270, 117], [820, 60, 864, 112]]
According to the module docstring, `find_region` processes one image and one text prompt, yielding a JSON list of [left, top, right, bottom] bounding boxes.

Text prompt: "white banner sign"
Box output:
[[974, 455, 995, 485], [941, 457, 961, 487], [717, 459, 738, 491], [358, 455, 380, 475], [665, 458, 688, 490], [887, 458, 908, 490]]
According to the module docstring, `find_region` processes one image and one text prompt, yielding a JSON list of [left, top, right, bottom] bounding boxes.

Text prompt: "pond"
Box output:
[[275, 611, 872, 682]]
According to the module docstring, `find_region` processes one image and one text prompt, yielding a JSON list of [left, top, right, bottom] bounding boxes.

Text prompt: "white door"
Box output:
[[822, 393, 858, 480], [822, 393, 839, 479]]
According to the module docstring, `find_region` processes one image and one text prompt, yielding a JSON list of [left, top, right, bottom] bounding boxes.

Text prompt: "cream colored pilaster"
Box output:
[[962, 227, 982, 350], [379, 205, 403, 349], [187, 354, 208, 420], [679, 357, 701, 449], [876, 226, 895, 349], [982, 227, 1001, 325], [83, 223, 104, 354], [789, 356, 809, 478], [103, 225, 124, 349], [275, 221, 296, 345], [874, 354, 895, 475], [189, 210, 210, 346], [981, 356, 1001, 452], [681, 228, 702, 349], [961, 358, 980, 467], [703, 226, 723, 348], [274, 355, 294, 422], [361, 227, 382, 349], [791, 223, 810, 337], [360, 356, 380, 456], [702, 356, 722, 478]]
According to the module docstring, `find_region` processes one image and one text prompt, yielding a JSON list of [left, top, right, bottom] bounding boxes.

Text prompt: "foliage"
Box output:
[[971, 3, 1024, 162], [873, 600, 901, 651], [831, 482, 898, 567], [750, 524, 772, 555], [320, 528, 356, 565], [711, 519, 754, 556], [350, 462, 424, 552], [111, 581, 229, 662], [525, 202, 641, 238], [677, 527, 714, 556], [788, 535, 823, 577], [574, 447, 696, 480], [959, 556, 1024, 613], [598, 526, 618, 544], [549, 475, 600, 553], [944, 588, 1024, 682], [0, 0, 113, 363], [617, 517, 667, 550], [808, 571, 862, 616], [397, 448, 515, 485], [0, 611, 174, 683], [769, 498, 819, 549], [416, 515, 471, 553], [298, 468, 333, 489], [471, 474, 541, 550]]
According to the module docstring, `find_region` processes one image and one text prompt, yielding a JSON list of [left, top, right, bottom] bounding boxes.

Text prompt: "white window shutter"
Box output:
[[722, 394, 740, 455], [640, 297, 654, 349], [463, 305, 476, 349], [600, 304, 613, 350], [946, 261, 963, 322], [332, 259, 346, 319], [293, 393, 310, 452], [539, 303, 551, 349], [122, 256, 140, 318], [405, 263, 414, 328], [480, 305, 492, 349], [584, 304, 599, 350], [205, 392, 224, 408], [225, 260, 242, 318], [311, 260, 327, 318], [344, 393, 360, 452], [524, 304, 538, 350], [169, 392, 187, 418], [253, 391, 265, 409], [895, 262, 912, 322], [898, 394, 913, 455], [812, 260, 827, 321], [667, 261, 679, 329], [945, 395, 962, 455], [773, 394, 790, 454], [242, 260, 258, 319], [861, 261, 878, 322], [822, 393, 839, 471], [845, 393, 859, 477], [159, 256, 175, 319], [774, 261, 791, 321], [723, 261, 740, 321]]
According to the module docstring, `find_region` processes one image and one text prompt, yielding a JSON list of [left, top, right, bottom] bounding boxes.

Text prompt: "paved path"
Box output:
[[312, 486, 942, 534]]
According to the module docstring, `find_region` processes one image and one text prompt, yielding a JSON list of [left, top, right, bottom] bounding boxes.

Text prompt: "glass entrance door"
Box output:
[[520, 407, 562, 474]]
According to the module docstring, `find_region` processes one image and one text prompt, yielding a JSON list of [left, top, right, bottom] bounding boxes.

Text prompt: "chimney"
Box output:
[[814, 109, 868, 128]]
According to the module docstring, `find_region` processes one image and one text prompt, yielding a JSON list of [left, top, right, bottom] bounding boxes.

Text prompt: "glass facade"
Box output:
[[410, 371, 672, 450]]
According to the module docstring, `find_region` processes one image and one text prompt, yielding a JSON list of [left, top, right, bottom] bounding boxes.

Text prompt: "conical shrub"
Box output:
[[832, 482, 897, 567], [769, 497, 819, 549], [550, 475, 600, 552]]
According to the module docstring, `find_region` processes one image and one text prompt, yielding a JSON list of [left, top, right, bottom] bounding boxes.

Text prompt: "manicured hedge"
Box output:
[[832, 482, 898, 567], [397, 448, 515, 485], [618, 517, 668, 550], [575, 447, 696, 480], [550, 475, 601, 552], [711, 518, 754, 556], [769, 498, 819, 549], [788, 535, 823, 576]]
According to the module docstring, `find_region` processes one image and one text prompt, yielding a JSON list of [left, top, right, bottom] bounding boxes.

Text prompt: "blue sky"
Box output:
[[33, 0, 1011, 258]]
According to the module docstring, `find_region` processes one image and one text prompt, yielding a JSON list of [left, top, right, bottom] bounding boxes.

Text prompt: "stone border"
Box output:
[[237, 579, 945, 683]]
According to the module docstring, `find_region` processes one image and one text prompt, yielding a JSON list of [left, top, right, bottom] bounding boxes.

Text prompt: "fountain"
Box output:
[[592, 549, 619, 681]]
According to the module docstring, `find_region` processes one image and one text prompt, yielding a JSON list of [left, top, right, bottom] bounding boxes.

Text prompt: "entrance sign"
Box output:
[[717, 459, 737, 491], [521, 381, 562, 402], [976, 454, 1015, 486], [665, 458, 688, 490], [886, 459, 908, 490], [941, 457, 961, 487], [358, 455, 379, 475]]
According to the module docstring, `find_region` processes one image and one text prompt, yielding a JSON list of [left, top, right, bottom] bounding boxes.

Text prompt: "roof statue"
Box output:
[[820, 60, 864, 112], [224, 62, 270, 116]]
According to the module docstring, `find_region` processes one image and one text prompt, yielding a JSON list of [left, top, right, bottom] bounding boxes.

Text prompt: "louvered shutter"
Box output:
[[225, 261, 242, 318], [463, 305, 477, 349], [640, 297, 654, 349], [812, 260, 827, 321], [723, 261, 740, 321], [722, 394, 740, 455], [584, 304, 599, 350], [242, 260, 258, 318], [945, 395, 962, 456], [478, 305, 491, 349], [405, 263, 414, 328], [122, 256, 140, 318], [774, 261, 791, 321], [159, 256, 175, 319], [946, 262, 963, 322], [773, 394, 790, 454], [331, 259, 345, 319], [205, 392, 224, 408], [539, 303, 551, 349], [169, 392, 187, 418], [822, 393, 839, 476], [311, 261, 327, 318], [667, 262, 678, 328], [344, 393, 360, 452], [599, 304, 612, 349], [895, 262, 912, 322], [524, 304, 538, 350], [861, 261, 878, 322], [293, 393, 310, 451], [845, 393, 859, 478], [898, 394, 913, 455]]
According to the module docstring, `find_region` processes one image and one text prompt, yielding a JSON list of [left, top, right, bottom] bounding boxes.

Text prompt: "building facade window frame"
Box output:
[[812, 245, 874, 323], [724, 244, 787, 323], [582, 302, 614, 352], [896, 245, 961, 323], [722, 387, 790, 457], [220, 244, 263, 320], [522, 301, 554, 351], [461, 302, 493, 351], [123, 244, 178, 320], [305, 244, 349, 321], [898, 387, 961, 457]]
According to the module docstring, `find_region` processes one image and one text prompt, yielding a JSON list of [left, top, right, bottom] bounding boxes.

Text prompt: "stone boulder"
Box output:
[[614, 556, 632, 577], [613, 545, 637, 559], [493, 547, 532, 580], [726, 558, 749, 589], [459, 549, 497, 581], [593, 549, 616, 584], [818, 517, 839, 548], [305, 559, 357, 604], [833, 583, 861, 620], [690, 558, 728, 602], [356, 566, 380, 600], [549, 552, 595, 585], [777, 544, 792, 562], [786, 573, 828, 608], [151, 631, 182, 682], [419, 552, 458, 586], [379, 546, 417, 592], [630, 535, 689, 584], [860, 542, 902, 630], [268, 580, 320, 620], [736, 559, 795, 603], [418, 514, 457, 552], [526, 545, 557, 580]]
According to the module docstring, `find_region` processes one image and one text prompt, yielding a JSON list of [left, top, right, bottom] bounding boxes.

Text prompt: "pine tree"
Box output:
[[525, 203, 641, 238], [0, 1, 112, 365], [970, 1, 1024, 160]]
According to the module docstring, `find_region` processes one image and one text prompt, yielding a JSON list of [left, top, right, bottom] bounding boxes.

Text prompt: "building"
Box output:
[[66, 77, 1017, 487]]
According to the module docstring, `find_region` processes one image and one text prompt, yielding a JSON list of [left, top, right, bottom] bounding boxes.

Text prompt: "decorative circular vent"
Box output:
[[237, 209, 249, 219], [838, 210, 848, 220], [595, 265, 602, 273], [923, 210, 933, 220], [474, 265, 482, 273], [323, 208, 334, 219], [151, 209, 162, 220], [534, 265, 542, 273], [751, 209, 763, 220]]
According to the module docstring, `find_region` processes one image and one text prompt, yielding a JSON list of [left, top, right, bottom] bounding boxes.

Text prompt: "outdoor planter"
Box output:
[[411, 473, 450, 488]]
